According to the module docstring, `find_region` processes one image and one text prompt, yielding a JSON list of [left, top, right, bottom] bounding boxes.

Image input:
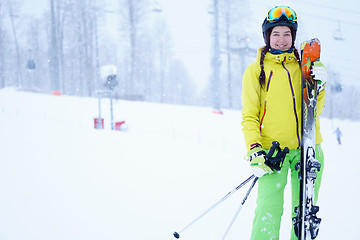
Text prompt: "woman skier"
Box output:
[[241, 6, 327, 239]]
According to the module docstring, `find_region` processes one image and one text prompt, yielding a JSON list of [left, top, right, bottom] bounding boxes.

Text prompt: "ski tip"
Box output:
[[301, 38, 321, 57], [301, 38, 320, 48], [301, 38, 321, 75]]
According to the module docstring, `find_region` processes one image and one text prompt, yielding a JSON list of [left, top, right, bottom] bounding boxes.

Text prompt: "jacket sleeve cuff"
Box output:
[[250, 143, 262, 150]]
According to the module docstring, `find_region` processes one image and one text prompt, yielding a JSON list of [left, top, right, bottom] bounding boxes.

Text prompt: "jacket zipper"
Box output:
[[282, 62, 301, 147], [260, 101, 267, 134], [260, 71, 273, 133], [266, 71, 273, 91]]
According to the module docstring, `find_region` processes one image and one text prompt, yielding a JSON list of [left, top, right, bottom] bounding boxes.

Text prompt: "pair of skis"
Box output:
[[293, 38, 322, 240]]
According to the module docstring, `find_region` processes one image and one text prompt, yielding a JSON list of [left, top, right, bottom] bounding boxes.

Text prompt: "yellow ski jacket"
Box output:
[[241, 48, 325, 151]]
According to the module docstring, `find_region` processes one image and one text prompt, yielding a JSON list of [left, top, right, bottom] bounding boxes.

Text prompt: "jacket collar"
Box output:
[[256, 47, 297, 64]]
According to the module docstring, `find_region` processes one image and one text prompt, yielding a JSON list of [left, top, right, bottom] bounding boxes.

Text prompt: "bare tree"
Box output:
[[6, 0, 197, 107], [7, 0, 22, 87], [0, 0, 7, 88], [49, 0, 61, 92], [167, 59, 195, 105], [210, 0, 221, 111], [55, 0, 70, 94], [59, 0, 99, 96], [223, 0, 233, 108], [218, 0, 252, 110], [119, 0, 150, 96], [152, 14, 172, 103]]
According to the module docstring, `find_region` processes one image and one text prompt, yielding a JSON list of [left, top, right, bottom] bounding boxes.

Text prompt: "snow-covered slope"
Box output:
[[0, 88, 358, 239]]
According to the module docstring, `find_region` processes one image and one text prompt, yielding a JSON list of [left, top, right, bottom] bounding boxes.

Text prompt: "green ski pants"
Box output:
[[251, 144, 324, 240]]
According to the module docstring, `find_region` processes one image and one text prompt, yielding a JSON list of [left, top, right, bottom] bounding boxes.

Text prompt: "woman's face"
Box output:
[[269, 26, 292, 50]]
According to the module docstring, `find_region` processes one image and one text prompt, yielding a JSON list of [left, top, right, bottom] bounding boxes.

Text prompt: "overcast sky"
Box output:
[[19, 0, 360, 89]]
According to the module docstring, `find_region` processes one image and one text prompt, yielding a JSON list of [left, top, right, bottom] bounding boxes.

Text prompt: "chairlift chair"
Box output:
[[333, 20, 345, 41]]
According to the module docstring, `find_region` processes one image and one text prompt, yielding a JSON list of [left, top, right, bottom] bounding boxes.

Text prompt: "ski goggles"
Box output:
[[267, 6, 297, 23]]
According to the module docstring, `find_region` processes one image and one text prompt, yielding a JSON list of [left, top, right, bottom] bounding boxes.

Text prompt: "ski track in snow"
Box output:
[[0, 88, 359, 239]]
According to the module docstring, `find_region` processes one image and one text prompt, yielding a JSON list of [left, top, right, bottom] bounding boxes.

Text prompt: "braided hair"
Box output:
[[259, 45, 270, 87]]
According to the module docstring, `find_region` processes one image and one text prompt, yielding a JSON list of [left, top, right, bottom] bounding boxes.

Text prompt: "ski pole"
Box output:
[[172, 174, 255, 239], [222, 177, 258, 240]]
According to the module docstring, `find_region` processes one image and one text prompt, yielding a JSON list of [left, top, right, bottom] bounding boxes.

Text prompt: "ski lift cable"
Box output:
[[248, 0, 360, 27], [333, 65, 358, 72], [300, 12, 360, 27], [326, 62, 358, 74], [339, 72, 360, 80], [294, 0, 360, 15], [329, 72, 360, 82], [248, 0, 360, 16], [337, 66, 360, 73], [325, 53, 359, 65], [326, 70, 359, 81]]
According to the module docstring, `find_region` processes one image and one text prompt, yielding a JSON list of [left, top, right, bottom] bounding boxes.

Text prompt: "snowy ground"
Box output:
[[0, 88, 359, 240]]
